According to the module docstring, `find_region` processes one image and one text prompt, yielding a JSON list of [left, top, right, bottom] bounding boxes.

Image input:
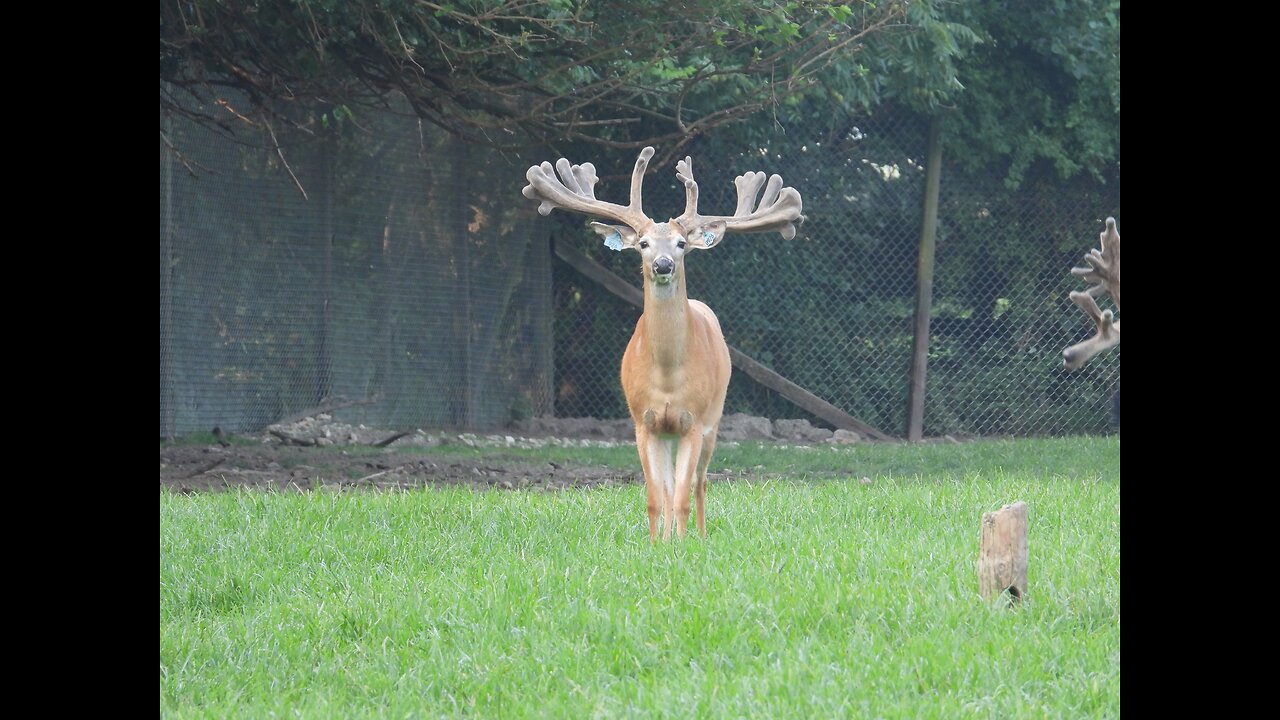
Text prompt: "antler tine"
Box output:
[[628, 146, 654, 214], [1068, 216, 1120, 310], [675, 164, 804, 240], [1099, 217, 1120, 309], [1063, 290, 1120, 370], [522, 147, 655, 231], [675, 156, 699, 219]]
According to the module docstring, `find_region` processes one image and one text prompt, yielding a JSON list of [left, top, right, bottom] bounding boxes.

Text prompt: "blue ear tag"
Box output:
[[604, 230, 624, 252], [702, 230, 718, 247]]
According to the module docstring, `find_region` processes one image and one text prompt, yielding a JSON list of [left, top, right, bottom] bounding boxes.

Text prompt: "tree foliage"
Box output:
[[935, 0, 1121, 187], [160, 0, 973, 162]]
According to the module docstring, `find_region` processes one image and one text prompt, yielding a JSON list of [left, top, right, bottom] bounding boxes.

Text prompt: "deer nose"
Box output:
[[653, 257, 674, 276]]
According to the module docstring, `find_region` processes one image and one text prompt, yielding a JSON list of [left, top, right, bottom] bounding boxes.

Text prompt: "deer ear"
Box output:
[[686, 220, 727, 250], [589, 222, 639, 252]]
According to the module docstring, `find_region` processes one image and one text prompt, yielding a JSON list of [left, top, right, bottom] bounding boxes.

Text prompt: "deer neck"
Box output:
[[642, 272, 692, 371]]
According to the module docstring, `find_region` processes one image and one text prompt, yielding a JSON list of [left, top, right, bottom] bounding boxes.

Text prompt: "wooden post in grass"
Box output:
[[979, 501, 1028, 603]]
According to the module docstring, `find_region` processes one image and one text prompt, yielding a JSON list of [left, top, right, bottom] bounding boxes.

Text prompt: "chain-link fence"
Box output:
[[161, 98, 1118, 439], [550, 108, 1120, 437], [160, 94, 553, 437]]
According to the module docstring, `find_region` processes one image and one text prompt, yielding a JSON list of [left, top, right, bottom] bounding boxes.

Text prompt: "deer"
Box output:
[[522, 147, 803, 540], [1063, 217, 1120, 371]]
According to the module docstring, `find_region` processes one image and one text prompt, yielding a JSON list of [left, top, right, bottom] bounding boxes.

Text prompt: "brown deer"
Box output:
[[523, 147, 803, 540], [1063, 217, 1120, 370]]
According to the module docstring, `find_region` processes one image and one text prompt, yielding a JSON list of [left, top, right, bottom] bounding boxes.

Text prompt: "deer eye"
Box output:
[[676, 240, 686, 250], [639, 240, 649, 249]]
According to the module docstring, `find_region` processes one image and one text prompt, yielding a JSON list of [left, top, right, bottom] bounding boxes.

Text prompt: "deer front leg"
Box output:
[[672, 430, 704, 539], [637, 426, 673, 542], [634, 425, 658, 542], [694, 429, 717, 537]]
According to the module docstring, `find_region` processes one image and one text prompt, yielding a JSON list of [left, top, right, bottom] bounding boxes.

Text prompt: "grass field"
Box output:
[[160, 437, 1120, 718]]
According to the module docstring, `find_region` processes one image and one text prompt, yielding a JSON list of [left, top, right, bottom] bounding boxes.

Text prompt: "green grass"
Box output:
[[160, 437, 1120, 718]]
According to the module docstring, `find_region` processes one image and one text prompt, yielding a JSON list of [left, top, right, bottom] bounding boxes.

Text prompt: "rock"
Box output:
[[828, 429, 862, 444], [511, 416, 555, 435], [603, 419, 634, 440], [400, 433, 441, 448], [575, 418, 619, 439], [718, 413, 775, 441], [773, 419, 833, 443]]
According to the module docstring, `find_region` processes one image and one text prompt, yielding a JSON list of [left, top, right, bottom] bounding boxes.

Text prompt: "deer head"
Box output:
[[522, 147, 803, 292], [1063, 217, 1121, 371]]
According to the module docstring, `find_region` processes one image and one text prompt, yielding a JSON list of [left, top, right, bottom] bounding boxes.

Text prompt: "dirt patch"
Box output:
[[160, 443, 642, 493], [252, 412, 872, 447], [160, 413, 909, 493]]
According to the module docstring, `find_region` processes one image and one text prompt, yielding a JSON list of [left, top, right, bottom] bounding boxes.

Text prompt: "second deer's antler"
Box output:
[[1063, 217, 1121, 371], [1070, 217, 1120, 310]]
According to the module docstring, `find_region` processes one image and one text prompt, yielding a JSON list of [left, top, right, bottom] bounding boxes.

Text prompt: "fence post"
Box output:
[[160, 113, 178, 440], [536, 227, 555, 418], [906, 117, 943, 441], [316, 123, 335, 405], [457, 140, 477, 428]]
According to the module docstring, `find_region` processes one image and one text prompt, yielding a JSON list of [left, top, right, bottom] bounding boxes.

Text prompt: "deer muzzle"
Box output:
[[653, 256, 675, 283]]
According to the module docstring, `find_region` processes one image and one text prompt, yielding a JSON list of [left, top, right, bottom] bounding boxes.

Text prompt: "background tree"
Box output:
[[160, 0, 974, 163], [935, 0, 1120, 188]]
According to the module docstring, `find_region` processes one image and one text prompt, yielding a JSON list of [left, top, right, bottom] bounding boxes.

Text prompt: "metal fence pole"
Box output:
[[457, 140, 476, 428], [906, 117, 942, 441], [316, 125, 335, 405], [160, 114, 177, 440]]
